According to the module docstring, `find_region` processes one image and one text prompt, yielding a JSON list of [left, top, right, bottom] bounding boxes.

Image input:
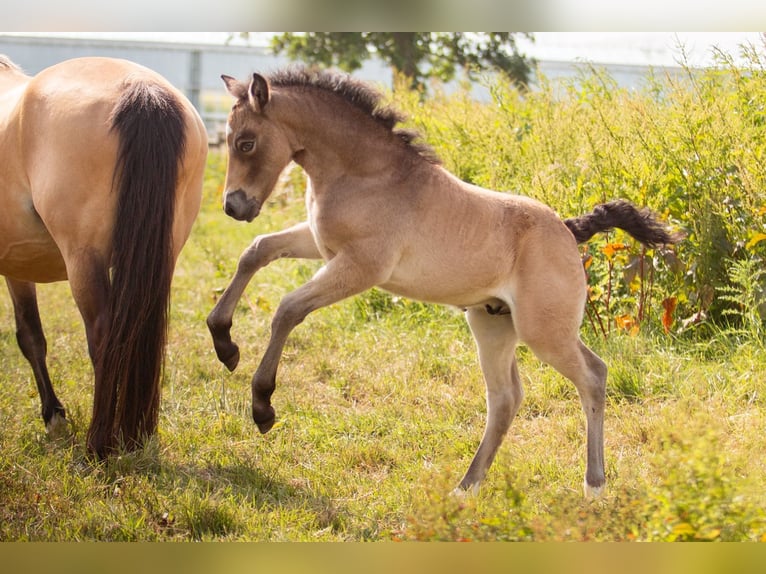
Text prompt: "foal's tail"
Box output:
[[564, 200, 683, 247], [86, 81, 186, 455]]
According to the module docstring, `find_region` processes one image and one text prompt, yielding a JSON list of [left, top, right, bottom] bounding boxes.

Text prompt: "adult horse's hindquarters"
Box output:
[[0, 55, 208, 456]]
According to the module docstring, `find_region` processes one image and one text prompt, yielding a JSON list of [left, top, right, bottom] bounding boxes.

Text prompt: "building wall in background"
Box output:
[[0, 34, 682, 143]]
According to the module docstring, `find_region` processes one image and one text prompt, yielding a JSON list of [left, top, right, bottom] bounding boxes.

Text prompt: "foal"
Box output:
[[207, 68, 680, 496]]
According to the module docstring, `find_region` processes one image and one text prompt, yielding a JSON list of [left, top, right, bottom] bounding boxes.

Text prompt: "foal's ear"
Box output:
[[247, 73, 270, 113], [221, 74, 247, 100]]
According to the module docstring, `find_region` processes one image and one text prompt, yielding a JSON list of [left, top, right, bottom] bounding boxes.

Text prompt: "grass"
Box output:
[[1, 152, 765, 541]]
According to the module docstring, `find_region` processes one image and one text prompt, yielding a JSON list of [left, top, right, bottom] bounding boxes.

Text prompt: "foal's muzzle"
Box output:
[[224, 189, 261, 222]]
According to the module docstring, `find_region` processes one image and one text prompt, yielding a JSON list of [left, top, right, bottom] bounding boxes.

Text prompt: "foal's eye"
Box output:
[[237, 140, 255, 153]]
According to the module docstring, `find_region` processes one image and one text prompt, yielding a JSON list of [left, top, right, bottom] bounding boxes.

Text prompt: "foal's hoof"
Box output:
[[213, 341, 240, 371], [256, 417, 276, 434], [584, 480, 606, 499], [253, 404, 276, 434], [222, 346, 240, 372], [208, 320, 240, 371], [452, 481, 481, 498]]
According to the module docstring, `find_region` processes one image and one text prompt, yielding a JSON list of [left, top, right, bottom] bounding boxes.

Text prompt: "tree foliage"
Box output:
[[270, 32, 535, 90]]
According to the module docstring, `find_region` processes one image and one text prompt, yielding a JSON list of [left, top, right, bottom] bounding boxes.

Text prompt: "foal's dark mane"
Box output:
[[267, 66, 441, 165]]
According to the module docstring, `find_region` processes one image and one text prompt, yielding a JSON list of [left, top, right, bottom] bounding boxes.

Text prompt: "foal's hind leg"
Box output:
[[527, 337, 607, 497], [458, 306, 523, 493], [207, 222, 320, 371], [5, 278, 67, 434]]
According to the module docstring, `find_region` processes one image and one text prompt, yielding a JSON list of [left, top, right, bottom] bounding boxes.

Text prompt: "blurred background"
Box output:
[[1, 32, 762, 146]]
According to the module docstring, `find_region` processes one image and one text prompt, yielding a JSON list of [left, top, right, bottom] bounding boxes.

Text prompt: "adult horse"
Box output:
[[0, 55, 207, 457], [207, 67, 681, 497]]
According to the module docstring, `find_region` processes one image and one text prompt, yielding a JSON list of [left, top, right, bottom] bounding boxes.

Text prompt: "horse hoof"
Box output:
[[256, 418, 275, 434], [451, 482, 480, 498], [584, 480, 606, 499], [253, 404, 276, 433], [86, 439, 110, 461], [214, 342, 240, 371], [223, 347, 240, 372], [208, 319, 240, 370], [45, 412, 70, 439]]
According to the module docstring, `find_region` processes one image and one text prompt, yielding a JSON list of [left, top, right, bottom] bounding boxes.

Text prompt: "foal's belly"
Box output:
[[380, 268, 500, 309]]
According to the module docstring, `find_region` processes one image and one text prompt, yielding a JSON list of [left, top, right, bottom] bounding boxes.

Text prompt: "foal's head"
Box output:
[[220, 68, 442, 222], [220, 73, 293, 222]]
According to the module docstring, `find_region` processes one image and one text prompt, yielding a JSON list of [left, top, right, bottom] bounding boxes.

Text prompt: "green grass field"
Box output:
[[3, 52, 766, 540], [2, 151, 765, 541]]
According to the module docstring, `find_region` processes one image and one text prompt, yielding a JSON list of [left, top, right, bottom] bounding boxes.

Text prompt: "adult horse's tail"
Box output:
[[86, 81, 186, 456], [564, 199, 683, 247]]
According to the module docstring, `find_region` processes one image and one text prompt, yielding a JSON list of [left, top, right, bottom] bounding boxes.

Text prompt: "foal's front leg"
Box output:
[[251, 253, 383, 433], [207, 222, 320, 371]]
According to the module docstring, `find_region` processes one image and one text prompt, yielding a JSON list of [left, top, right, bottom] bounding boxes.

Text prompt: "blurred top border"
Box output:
[[1, 0, 766, 32]]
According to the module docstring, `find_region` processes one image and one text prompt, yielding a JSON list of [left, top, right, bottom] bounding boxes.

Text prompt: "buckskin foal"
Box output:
[[207, 67, 680, 497]]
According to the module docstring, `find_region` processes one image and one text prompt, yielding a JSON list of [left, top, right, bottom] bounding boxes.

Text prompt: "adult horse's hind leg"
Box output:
[[458, 306, 524, 493], [5, 277, 67, 433], [64, 253, 112, 455], [207, 221, 320, 371]]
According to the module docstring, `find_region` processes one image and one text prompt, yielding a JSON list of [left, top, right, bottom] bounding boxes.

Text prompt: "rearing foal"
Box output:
[[208, 67, 680, 497]]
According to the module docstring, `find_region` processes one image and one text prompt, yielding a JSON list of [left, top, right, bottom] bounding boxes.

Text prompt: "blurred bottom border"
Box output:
[[1, 541, 765, 574]]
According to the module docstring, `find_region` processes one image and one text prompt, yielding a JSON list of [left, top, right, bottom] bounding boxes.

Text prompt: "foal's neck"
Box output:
[[276, 89, 413, 180]]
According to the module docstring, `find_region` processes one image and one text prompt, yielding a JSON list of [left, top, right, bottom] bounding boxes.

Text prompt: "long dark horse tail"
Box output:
[[564, 199, 683, 247], [86, 81, 186, 455]]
